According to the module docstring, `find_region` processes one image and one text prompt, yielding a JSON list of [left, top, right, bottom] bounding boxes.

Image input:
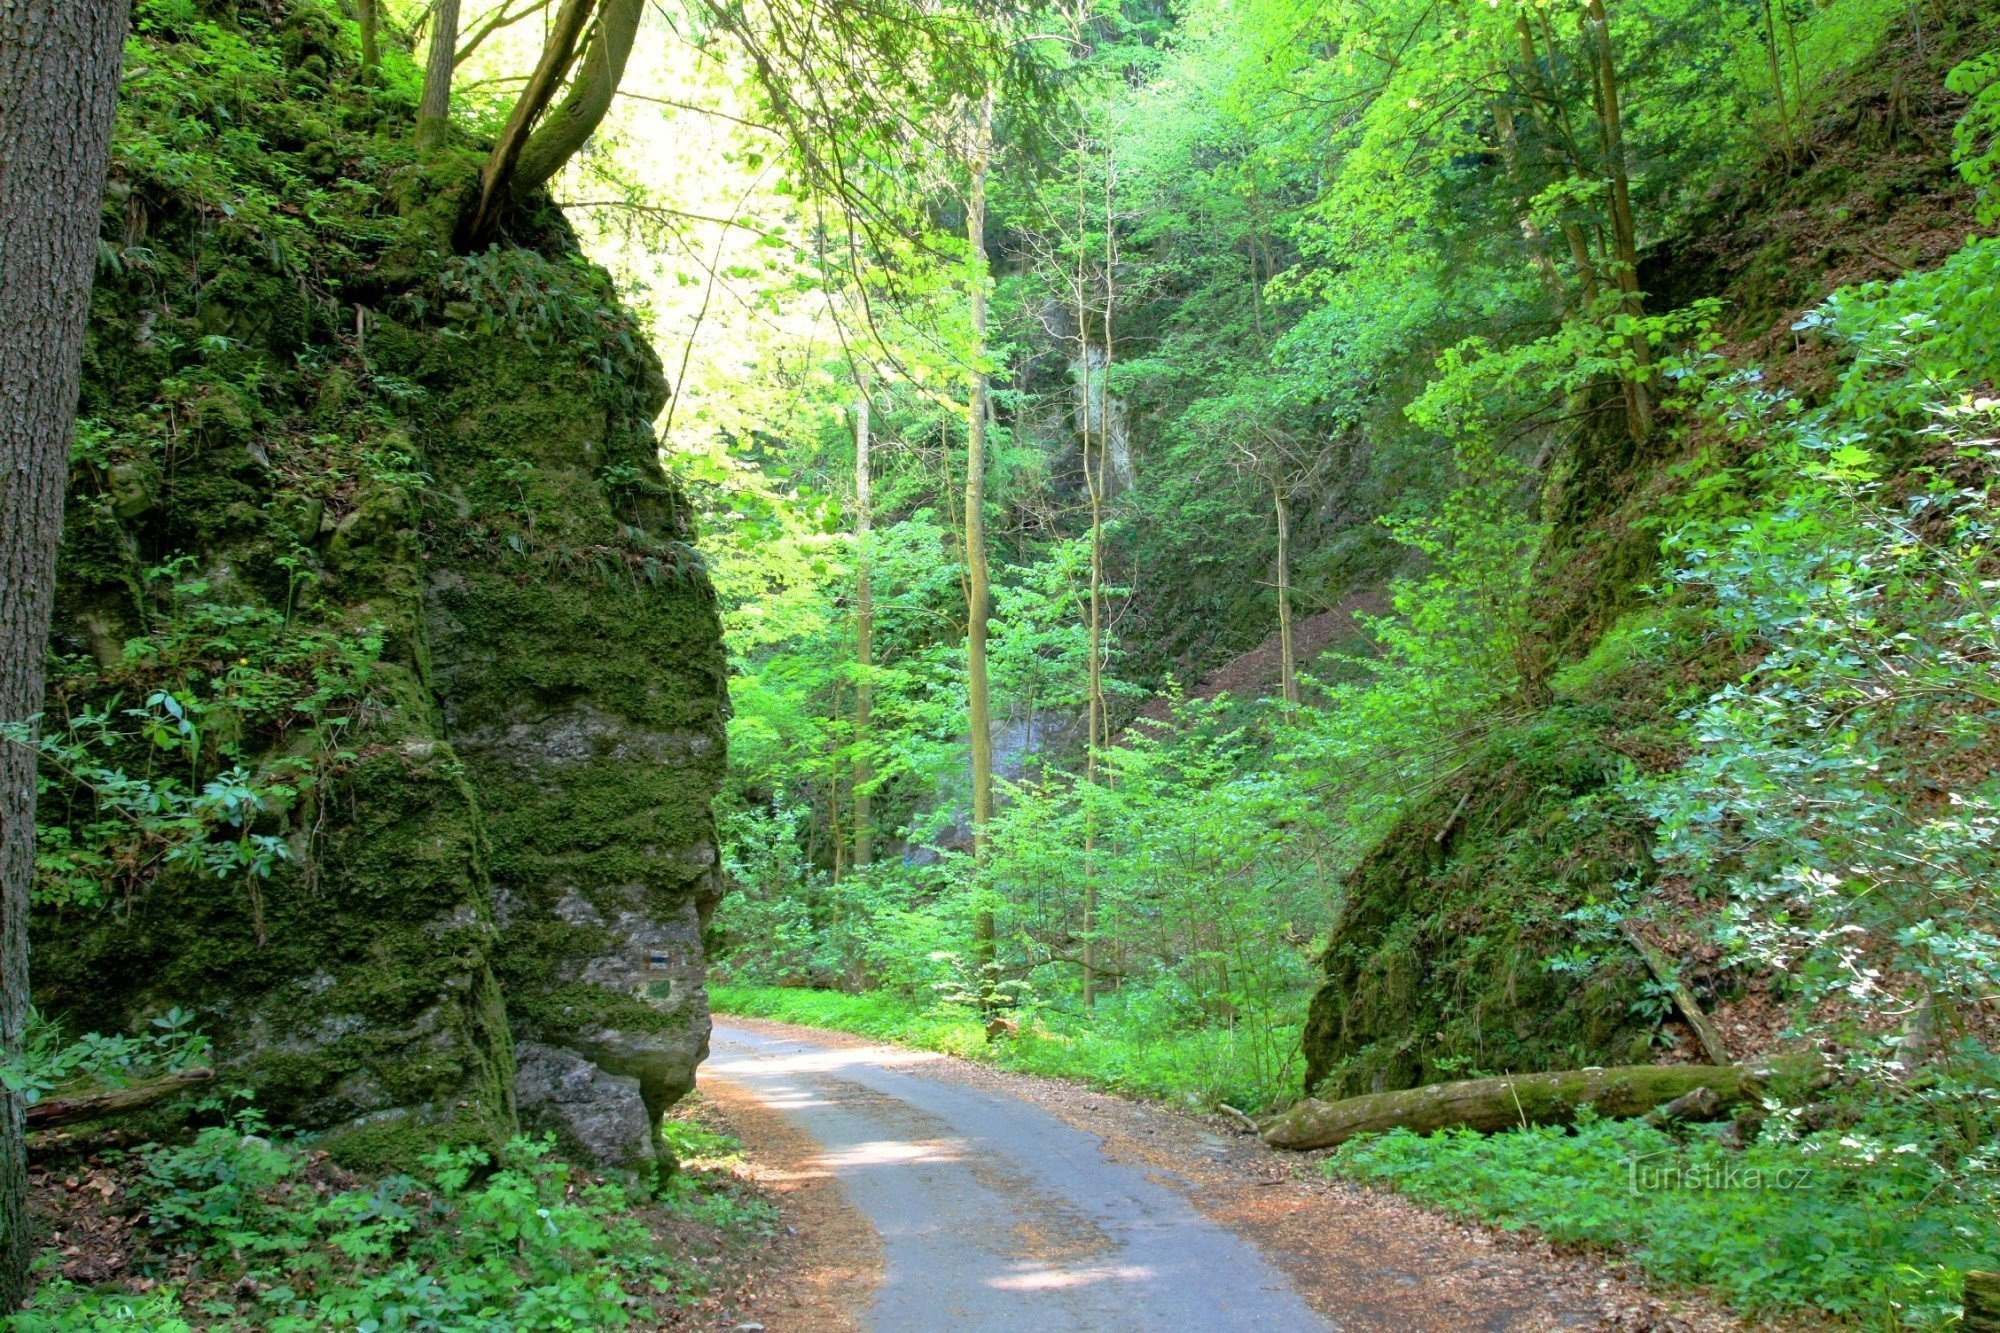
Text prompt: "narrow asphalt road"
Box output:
[[704, 1022, 1327, 1332]]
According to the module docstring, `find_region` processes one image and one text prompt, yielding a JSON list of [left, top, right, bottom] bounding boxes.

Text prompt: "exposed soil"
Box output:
[[685, 1079, 883, 1331], [1129, 589, 1389, 730], [708, 1014, 1790, 1332]]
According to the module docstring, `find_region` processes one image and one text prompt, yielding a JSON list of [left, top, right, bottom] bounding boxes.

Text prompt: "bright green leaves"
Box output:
[[1949, 47, 2000, 225]]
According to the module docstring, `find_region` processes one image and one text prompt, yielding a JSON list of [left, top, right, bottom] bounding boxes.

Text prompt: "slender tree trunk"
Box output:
[[852, 383, 873, 870], [1513, 15, 1603, 310], [965, 95, 997, 996], [356, 0, 380, 83], [0, 1, 130, 1310], [828, 704, 844, 884], [1081, 144, 1120, 1008], [416, 0, 462, 150], [1273, 479, 1297, 708], [1584, 0, 1652, 442], [1761, 0, 1794, 162], [1078, 261, 1102, 1013]]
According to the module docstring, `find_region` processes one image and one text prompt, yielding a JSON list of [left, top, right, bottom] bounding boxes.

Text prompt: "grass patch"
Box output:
[[1327, 1111, 2000, 1328], [711, 984, 1302, 1112]]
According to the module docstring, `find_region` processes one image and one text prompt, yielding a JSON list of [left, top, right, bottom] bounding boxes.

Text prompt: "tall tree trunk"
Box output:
[[1273, 478, 1297, 708], [965, 94, 997, 997], [0, 1, 130, 1310], [828, 703, 844, 884], [356, 0, 380, 83], [1584, 0, 1652, 442], [416, 0, 461, 150], [1081, 143, 1118, 1008], [852, 383, 873, 870], [1078, 270, 1102, 1012]]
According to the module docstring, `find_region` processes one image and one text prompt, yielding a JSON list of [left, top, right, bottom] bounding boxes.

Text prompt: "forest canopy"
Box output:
[[2, 0, 1999, 1324]]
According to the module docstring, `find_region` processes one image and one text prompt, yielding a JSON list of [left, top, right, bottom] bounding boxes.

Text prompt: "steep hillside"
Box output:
[[28, 0, 727, 1172], [1300, 9, 1991, 1099]]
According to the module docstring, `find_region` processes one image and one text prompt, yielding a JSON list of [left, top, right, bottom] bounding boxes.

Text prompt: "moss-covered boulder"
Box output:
[[29, 0, 726, 1173], [1300, 708, 1660, 1099]]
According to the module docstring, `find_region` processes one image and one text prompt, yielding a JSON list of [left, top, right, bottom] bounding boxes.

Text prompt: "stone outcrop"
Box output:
[[513, 1041, 655, 1171], [30, 0, 727, 1174]]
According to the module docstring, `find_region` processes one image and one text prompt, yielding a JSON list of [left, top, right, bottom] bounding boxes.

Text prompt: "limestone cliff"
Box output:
[[29, 0, 727, 1173]]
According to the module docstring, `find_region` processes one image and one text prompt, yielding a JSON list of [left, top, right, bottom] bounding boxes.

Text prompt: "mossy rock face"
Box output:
[[1301, 707, 1658, 1099], [411, 320, 729, 1161], [31, 0, 726, 1174]]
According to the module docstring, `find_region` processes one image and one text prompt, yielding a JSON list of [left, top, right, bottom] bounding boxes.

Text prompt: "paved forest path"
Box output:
[[701, 1017, 1744, 1332], [706, 1022, 1320, 1330]]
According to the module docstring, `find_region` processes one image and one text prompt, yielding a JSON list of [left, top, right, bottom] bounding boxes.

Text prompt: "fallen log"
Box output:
[[1966, 1270, 2000, 1333], [1262, 1057, 1817, 1151], [25, 1068, 214, 1130], [1620, 921, 1732, 1066]]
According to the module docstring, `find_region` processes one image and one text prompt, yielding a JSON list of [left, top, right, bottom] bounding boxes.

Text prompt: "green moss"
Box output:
[[32, 0, 726, 1170], [1302, 707, 1658, 1098]]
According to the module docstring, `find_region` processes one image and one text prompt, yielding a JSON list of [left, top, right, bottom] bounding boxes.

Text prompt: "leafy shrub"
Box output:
[[0, 1010, 209, 1117], [1331, 1109, 2000, 1326], [10, 1121, 709, 1332]]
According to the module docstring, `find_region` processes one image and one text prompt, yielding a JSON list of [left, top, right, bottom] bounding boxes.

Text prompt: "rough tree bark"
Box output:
[[0, 0, 131, 1309], [1965, 1271, 2000, 1333], [415, 0, 461, 150], [964, 94, 997, 994]]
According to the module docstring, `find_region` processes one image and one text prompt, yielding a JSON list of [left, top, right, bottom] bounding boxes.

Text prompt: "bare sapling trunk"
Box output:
[[1584, 0, 1652, 442], [1273, 478, 1298, 708], [0, 0, 131, 1309], [1078, 221, 1102, 1010], [852, 383, 874, 870], [416, 0, 462, 150], [1762, 0, 1795, 162], [965, 94, 997, 999]]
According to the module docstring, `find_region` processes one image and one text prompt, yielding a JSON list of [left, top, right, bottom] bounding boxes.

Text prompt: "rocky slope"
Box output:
[[1298, 7, 1989, 1098], [29, 0, 727, 1173]]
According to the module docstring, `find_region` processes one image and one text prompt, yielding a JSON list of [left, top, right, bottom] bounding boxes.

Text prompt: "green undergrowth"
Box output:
[[1328, 1109, 2000, 1328], [9, 1113, 773, 1332], [713, 984, 1301, 1111]]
